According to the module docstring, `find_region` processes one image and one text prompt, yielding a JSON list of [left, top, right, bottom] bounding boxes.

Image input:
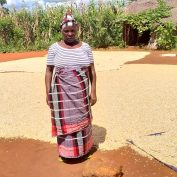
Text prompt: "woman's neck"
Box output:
[[63, 39, 79, 47]]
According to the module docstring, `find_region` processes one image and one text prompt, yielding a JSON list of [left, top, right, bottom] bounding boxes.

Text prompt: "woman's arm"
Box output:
[[45, 65, 54, 106], [89, 63, 97, 106]]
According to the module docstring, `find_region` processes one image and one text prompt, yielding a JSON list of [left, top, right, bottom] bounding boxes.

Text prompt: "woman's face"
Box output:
[[62, 25, 77, 43]]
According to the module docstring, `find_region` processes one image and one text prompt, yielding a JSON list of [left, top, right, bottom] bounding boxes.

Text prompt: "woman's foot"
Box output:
[[58, 156, 68, 162]]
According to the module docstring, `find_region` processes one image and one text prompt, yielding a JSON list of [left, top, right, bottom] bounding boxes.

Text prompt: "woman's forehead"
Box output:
[[62, 25, 77, 31]]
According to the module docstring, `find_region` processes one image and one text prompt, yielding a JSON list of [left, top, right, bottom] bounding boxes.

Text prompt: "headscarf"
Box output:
[[60, 11, 77, 31]]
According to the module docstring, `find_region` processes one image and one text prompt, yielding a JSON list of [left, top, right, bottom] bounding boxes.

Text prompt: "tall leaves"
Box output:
[[0, 1, 124, 52], [0, 0, 176, 52]]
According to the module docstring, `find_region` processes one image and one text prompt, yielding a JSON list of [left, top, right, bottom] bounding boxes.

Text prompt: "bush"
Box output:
[[0, 16, 14, 45], [0, 0, 176, 52], [155, 22, 176, 50]]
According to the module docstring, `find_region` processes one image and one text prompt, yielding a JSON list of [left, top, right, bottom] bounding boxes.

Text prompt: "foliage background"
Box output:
[[0, 0, 176, 52]]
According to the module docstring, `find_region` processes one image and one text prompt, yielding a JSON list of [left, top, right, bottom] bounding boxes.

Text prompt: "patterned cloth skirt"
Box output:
[[48, 66, 93, 158]]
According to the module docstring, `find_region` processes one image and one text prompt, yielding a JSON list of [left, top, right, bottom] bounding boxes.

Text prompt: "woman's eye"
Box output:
[[64, 30, 75, 33]]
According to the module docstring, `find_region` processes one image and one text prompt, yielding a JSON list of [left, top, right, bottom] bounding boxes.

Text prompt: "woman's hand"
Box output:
[[90, 94, 97, 106], [88, 63, 97, 106], [46, 95, 50, 107]]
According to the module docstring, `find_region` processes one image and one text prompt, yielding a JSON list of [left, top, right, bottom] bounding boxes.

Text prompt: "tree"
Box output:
[[0, 0, 7, 7], [0, 0, 8, 18]]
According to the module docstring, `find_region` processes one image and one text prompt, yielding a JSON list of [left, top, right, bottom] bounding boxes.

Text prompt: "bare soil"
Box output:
[[0, 138, 176, 177], [126, 50, 177, 65], [0, 50, 47, 62]]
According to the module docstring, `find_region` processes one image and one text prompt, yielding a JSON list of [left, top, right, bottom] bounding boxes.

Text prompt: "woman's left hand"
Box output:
[[90, 94, 97, 106]]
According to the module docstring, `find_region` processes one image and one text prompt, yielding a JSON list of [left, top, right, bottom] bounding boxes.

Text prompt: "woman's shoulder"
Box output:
[[48, 42, 60, 55], [81, 42, 92, 49], [48, 42, 59, 50]]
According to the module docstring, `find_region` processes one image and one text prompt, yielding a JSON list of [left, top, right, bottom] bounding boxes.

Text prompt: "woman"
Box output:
[[45, 12, 97, 160]]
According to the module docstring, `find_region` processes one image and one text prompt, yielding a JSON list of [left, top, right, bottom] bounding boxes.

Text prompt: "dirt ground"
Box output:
[[126, 50, 177, 65], [0, 50, 47, 62], [0, 138, 176, 177], [1, 49, 177, 65], [0, 49, 177, 177]]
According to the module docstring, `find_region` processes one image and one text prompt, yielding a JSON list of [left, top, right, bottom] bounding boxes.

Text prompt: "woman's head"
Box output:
[[60, 11, 78, 43]]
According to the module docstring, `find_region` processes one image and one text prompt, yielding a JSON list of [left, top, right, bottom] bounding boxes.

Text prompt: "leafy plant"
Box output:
[[0, 0, 176, 52], [0, 16, 14, 45], [155, 22, 176, 50], [124, 0, 177, 49]]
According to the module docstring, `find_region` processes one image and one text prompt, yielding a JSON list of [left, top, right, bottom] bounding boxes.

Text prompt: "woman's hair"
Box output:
[[60, 10, 77, 30]]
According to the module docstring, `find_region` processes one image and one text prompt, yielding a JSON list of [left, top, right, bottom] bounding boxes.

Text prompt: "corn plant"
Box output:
[[0, 0, 176, 52]]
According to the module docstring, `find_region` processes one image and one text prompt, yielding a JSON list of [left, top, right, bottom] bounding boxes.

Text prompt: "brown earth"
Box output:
[[0, 138, 176, 177], [0, 49, 177, 64], [0, 50, 177, 177], [126, 50, 177, 65], [0, 50, 47, 62]]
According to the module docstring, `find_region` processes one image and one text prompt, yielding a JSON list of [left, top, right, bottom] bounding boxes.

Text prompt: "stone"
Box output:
[[82, 156, 123, 177]]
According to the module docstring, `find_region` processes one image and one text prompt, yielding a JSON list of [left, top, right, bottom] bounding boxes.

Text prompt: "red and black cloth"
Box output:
[[48, 66, 93, 158]]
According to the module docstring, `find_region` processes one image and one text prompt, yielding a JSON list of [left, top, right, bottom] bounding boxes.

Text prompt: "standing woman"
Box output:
[[45, 12, 97, 159]]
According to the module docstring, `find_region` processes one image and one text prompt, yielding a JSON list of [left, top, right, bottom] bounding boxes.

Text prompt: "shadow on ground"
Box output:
[[63, 124, 107, 164], [92, 124, 107, 147]]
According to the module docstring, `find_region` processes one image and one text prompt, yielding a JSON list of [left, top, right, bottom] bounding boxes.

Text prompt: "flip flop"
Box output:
[[58, 157, 65, 162]]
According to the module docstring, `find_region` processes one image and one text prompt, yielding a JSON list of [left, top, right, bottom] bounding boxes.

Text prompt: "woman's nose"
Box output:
[[68, 32, 73, 36]]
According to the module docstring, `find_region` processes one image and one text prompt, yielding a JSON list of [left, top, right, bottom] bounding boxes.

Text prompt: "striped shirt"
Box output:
[[47, 42, 94, 67]]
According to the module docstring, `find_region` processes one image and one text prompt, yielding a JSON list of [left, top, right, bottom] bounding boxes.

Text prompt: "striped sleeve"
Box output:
[[85, 43, 94, 64], [47, 45, 55, 66]]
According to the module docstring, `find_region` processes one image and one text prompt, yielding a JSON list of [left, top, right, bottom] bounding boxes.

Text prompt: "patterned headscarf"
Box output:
[[60, 11, 77, 30]]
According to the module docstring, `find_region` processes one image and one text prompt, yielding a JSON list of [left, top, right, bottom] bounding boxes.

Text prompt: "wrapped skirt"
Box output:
[[48, 66, 93, 158]]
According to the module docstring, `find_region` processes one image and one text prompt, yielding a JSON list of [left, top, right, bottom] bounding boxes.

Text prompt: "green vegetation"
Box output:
[[155, 22, 177, 50], [125, 0, 177, 50], [0, 0, 7, 7], [0, 0, 176, 52], [74, 1, 124, 48]]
